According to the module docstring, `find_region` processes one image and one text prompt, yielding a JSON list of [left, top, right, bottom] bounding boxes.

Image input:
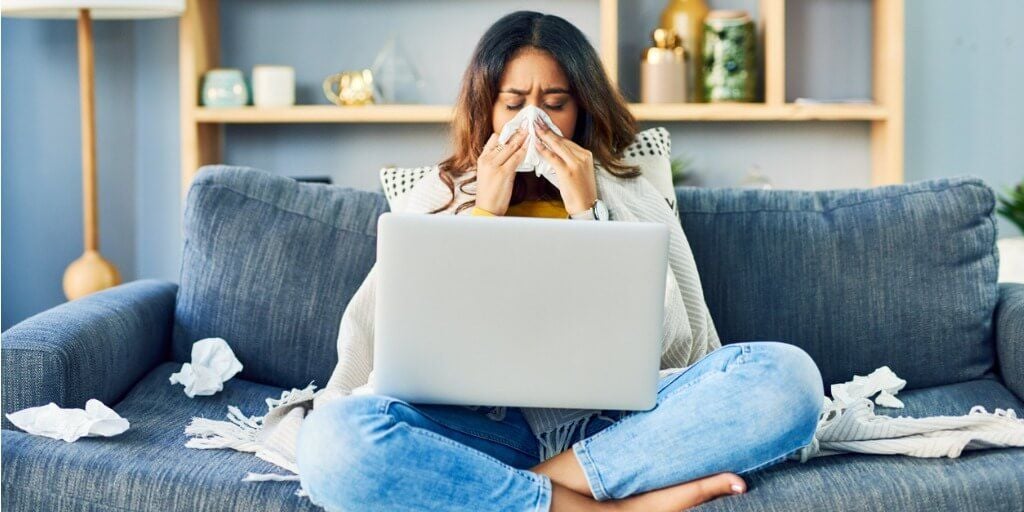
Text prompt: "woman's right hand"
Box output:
[[474, 128, 528, 216]]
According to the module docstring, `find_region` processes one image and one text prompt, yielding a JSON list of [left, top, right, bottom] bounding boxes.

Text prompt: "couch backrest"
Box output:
[[677, 176, 1000, 390], [174, 166, 388, 389], [176, 168, 1000, 393]]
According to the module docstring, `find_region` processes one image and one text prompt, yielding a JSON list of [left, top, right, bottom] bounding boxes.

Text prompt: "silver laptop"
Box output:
[[373, 212, 669, 411]]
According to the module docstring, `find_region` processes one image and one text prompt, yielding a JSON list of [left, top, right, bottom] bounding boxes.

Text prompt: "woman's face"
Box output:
[[492, 47, 578, 139]]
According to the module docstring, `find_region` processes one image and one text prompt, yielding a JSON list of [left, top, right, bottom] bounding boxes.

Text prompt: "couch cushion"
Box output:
[[693, 378, 1024, 512], [2, 362, 320, 512], [4, 372, 1019, 511], [174, 166, 389, 389], [677, 176, 1000, 390]]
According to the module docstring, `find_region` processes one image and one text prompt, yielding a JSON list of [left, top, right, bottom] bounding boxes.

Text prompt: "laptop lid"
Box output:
[[373, 212, 669, 410]]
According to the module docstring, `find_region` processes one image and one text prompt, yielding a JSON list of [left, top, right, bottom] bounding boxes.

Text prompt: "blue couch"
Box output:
[[3, 165, 1022, 511]]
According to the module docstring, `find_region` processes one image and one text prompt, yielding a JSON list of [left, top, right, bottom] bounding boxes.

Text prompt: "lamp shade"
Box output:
[[1, 0, 183, 19]]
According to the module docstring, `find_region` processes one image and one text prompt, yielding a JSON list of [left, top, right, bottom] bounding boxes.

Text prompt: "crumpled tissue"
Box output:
[[830, 365, 907, 409], [497, 104, 565, 189], [6, 399, 129, 442], [170, 337, 244, 398]]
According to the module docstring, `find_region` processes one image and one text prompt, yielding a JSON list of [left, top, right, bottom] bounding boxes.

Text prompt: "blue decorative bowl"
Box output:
[[201, 68, 249, 107]]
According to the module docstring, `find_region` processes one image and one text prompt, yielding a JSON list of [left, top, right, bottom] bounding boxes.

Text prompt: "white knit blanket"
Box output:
[[182, 166, 1024, 491]]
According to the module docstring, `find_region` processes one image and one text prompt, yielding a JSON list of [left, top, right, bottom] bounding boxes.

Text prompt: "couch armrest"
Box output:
[[1, 279, 177, 429], [996, 282, 1024, 401]]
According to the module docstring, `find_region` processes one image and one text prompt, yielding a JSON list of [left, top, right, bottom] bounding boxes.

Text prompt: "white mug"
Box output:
[[252, 65, 295, 107]]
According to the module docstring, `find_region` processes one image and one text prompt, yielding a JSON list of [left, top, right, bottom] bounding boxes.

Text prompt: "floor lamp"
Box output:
[[2, 0, 184, 300]]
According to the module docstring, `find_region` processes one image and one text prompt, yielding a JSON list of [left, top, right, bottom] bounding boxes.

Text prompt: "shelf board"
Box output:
[[192, 102, 888, 124], [193, 104, 454, 123], [629, 102, 887, 121]]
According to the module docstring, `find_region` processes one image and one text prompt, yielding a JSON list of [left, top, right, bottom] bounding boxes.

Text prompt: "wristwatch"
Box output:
[[569, 198, 609, 221]]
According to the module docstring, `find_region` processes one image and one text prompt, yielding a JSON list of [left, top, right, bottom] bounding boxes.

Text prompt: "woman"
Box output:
[[295, 11, 824, 512]]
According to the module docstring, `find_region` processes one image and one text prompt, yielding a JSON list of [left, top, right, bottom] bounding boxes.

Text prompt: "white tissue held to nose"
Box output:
[[169, 337, 244, 398], [496, 104, 565, 189], [6, 399, 129, 442]]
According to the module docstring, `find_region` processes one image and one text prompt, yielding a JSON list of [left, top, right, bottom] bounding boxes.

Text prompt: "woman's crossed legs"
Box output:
[[296, 341, 824, 511]]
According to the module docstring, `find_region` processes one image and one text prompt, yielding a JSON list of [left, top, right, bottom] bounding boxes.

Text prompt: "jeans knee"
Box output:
[[296, 395, 394, 508], [743, 342, 824, 444]]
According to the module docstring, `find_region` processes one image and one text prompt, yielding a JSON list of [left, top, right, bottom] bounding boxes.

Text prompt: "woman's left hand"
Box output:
[[532, 118, 598, 216]]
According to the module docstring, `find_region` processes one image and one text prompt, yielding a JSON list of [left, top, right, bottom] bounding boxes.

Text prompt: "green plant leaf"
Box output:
[[670, 153, 695, 185], [996, 179, 1024, 235]]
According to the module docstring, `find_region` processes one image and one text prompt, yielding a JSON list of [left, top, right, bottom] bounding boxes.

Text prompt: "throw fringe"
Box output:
[[243, 471, 306, 500], [243, 472, 301, 482], [467, 405, 508, 422], [536, 413, 595, 462], [486, 406, 507, 422], [184, 382, 317, 453], [184, 381, 317, 503], [969, 406, 1020, 421], [184, 406, 262, 452], [265, 382, 318, 411]]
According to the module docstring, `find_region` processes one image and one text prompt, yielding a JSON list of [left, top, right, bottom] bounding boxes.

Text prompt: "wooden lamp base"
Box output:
[[63, 249, 122, 300], [62, 9, 122, 301]]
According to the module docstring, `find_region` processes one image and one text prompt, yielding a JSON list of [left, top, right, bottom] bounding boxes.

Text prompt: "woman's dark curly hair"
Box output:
[[432, 10, 641, 214]]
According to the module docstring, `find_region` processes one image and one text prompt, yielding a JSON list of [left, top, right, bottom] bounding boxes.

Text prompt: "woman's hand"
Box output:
[[532, 118, 598, 216], [475, 128, 528, 216]]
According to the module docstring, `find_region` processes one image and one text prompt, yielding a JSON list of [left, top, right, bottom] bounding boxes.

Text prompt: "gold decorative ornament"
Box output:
[[323, 69, 376, 106]]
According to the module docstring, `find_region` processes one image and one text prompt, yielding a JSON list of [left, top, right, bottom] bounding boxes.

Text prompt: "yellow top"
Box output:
[[470, 199, 570, 219]]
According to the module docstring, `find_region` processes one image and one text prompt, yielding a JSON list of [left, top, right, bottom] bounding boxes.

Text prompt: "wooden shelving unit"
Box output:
[[193, 103, 889, 124], [179, 0, 904, 197]]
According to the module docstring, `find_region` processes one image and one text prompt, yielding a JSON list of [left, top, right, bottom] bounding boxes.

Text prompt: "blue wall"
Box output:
[[2, 19, 138, 329], [2, 0, 1022, 329], [905, 2, 1023, 218]]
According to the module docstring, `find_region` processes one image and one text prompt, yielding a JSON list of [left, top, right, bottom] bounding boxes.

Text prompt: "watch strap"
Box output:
[[569, 208, 597, 220], [568, 199, 598, 220]]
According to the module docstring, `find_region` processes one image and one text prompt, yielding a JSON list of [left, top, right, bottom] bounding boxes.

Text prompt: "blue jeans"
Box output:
[[296, 341, 824, 511]]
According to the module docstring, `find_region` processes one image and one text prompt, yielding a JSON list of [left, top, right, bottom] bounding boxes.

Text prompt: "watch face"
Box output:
[[595, 199, 609, 220]]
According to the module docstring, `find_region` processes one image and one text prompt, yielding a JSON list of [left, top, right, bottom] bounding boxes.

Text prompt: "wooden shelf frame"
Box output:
[[179, 0, 904, 196]]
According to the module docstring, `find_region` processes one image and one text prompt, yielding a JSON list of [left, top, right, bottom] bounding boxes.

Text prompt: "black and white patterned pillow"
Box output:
[[379, 165, 436, 213], [624, 126, 672, 159], [379, 127, 677, 214], [621, 126, 677, 214]]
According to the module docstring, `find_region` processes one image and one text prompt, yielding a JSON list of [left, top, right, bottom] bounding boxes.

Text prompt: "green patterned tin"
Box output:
[[702, 10, 756, 102]]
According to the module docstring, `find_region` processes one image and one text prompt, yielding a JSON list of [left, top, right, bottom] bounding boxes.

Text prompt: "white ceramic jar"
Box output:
[[252, 65, 296, 107]]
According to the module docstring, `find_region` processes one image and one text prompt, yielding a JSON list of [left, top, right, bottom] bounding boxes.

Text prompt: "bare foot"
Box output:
[[533, 449, 746, 511], [549, 472, 746, 512], [612, 473, 746, 512]]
